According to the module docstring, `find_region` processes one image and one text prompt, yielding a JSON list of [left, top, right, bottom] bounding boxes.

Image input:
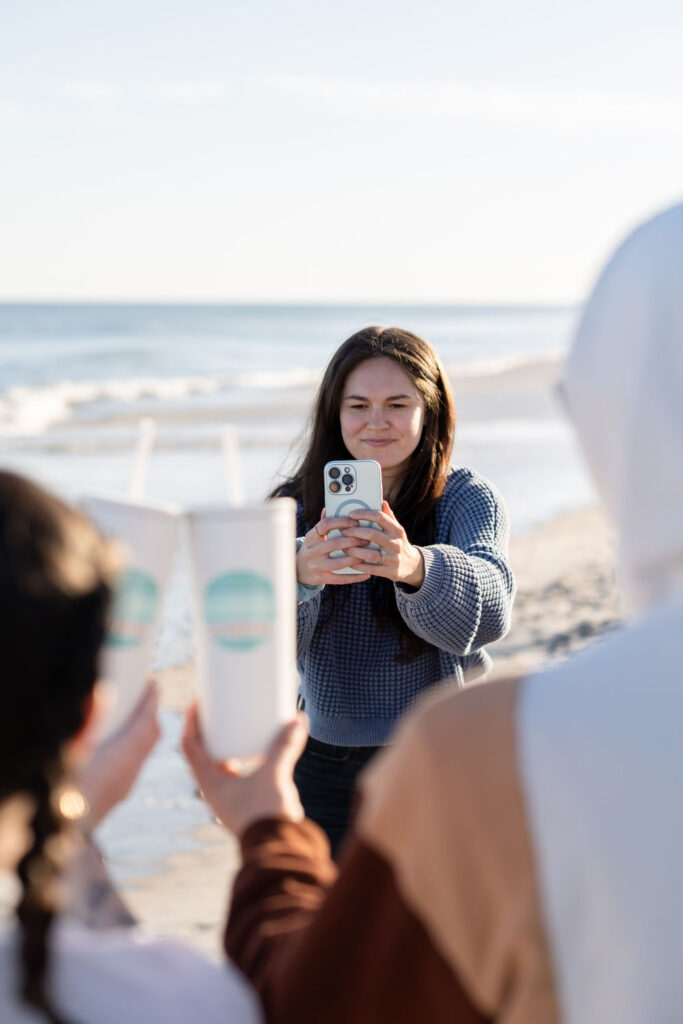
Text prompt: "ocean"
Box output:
[[0, 301, 594, 667], [0, 303, 596, 883]]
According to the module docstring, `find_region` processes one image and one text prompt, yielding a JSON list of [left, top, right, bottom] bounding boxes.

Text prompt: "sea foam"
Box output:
[[0, 376, 223, 437]]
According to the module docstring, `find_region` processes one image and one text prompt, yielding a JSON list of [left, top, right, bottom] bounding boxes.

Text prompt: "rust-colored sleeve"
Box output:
[[225, 818, 489, 1024]]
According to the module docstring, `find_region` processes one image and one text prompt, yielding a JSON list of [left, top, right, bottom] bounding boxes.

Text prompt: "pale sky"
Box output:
[[1, 0, 682, 303]]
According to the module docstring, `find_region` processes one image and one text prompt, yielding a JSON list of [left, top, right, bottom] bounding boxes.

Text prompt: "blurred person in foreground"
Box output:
[[0, 471, 260, 1024], [184, 201, 683, 1024]]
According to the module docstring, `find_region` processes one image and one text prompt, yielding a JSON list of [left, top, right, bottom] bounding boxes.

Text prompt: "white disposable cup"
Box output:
[[81, 495, 181, 738], [186, 498, 297, 761]]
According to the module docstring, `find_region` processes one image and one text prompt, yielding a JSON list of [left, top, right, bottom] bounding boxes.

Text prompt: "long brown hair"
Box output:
[[0, 471, 117, 1024], [273, 326, 456, 659]]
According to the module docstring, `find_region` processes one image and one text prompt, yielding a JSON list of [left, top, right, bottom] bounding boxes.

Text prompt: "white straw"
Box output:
[[129, 417, 157, 501], [222, 425, 245, 505]]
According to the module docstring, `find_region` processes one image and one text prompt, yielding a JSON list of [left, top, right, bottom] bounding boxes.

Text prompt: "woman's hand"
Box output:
[[297, 508, 371, 586], [77, 682, 161, 831], [341, 501, 425, 587], [182, 703, 308, 836]]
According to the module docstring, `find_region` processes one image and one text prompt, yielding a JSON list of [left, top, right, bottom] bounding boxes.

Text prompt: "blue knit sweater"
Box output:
[[295, 467, 515, 746]]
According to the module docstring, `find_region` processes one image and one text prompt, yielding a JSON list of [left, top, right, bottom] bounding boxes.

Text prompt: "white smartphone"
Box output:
[[324, 459, 383, 575]]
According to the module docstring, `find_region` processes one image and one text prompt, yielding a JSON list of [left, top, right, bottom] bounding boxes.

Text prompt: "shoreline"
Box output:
[[120, 501, 621, 954]]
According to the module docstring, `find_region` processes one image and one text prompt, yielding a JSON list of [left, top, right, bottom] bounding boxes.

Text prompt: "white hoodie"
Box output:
[[519, 203, 683, 1023], [563, 203, 683, 610]]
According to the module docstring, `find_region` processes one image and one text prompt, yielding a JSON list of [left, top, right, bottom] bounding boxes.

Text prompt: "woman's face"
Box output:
[[339, 356, 425, 487]]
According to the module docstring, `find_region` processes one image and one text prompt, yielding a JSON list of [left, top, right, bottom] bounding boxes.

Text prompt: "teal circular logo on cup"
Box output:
[[106, 568, 160, 648], [204, 571, 275, 650]]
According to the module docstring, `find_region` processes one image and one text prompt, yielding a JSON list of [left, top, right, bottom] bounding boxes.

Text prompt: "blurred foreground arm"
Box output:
[[67, 683, 161, 929], [226, 820, 487, 1024], [77, 682, 161, 831], [183, 702, 490, 1024]]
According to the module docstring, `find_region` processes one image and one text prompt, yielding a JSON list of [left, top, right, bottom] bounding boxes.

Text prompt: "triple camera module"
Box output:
[[327, 465, 355, 494]]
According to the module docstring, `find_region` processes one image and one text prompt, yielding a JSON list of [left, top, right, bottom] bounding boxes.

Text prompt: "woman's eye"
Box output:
[[389, 403, 407, 409], [350, 404, 366, 410]]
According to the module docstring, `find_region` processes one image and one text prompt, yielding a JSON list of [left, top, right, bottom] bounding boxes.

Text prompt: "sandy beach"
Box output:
[[489, 503, 622, 678], [117, 501, 622, 957]]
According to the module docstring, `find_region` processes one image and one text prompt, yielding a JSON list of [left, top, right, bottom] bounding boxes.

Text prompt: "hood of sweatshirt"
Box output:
[[562, 203, 683, 611]]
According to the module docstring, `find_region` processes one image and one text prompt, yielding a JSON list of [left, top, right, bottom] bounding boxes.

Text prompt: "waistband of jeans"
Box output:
[[306, 735, 382, 756]]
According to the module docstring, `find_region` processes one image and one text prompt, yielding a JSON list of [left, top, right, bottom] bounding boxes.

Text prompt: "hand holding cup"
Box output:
[[182, 703, 308, 836]]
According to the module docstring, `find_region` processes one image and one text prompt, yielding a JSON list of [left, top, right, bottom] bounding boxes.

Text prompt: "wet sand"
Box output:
[[120, 502, 622, 956]]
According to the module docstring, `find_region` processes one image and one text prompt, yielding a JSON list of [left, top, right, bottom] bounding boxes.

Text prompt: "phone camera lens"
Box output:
[[329, 480, 341, 493], [329, 467, 340, 479], [341, 473, 353, 485], [345, 485, 352, 492]]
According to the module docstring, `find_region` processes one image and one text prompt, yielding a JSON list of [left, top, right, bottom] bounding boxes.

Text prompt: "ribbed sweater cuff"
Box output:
[[394, 545, 443, 605], [297, 581, 325, 604], [296, 535, 325, 603]]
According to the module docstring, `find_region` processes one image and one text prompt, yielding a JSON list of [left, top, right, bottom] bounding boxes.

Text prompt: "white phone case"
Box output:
[[324, 459, 383, 575]]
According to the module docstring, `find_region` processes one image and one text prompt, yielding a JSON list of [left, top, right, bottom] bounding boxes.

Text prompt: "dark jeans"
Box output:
[[294, 736, 382, 860]]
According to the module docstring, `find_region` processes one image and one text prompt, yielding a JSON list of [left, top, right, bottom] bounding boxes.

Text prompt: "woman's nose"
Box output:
[[367, 405, 388, 427]]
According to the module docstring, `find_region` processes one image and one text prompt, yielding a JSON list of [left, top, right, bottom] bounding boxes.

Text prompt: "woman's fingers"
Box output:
[[347, 549, 390, 576], [264, 715, 309, 776], [347, 544, 385, 562], [300, 514, 386, 585], [320, 552, 365, 569], [341, 525, 385, 544], [321, 552, 371, 573], [307, 541, 365, 567], [347, 508, 395, 533], [310, 516, 356, 537], [182, 702, 220, 784], [307, 535, 368, 567], [183, 702, 236, 775], [299, 519, 373, 585], [314, 534, 362, 555], [124, 683, 162, 762], [354, 562, 389, 578]]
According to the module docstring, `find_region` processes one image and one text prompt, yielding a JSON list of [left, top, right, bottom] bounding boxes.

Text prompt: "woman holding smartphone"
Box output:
[[273, 326, 515, 855]]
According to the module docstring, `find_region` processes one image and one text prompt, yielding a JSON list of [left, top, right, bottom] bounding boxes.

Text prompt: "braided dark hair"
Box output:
[[0, 471, 117, 1023]]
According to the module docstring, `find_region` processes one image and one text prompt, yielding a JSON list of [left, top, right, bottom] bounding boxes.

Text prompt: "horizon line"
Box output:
[[0, 297, 579, 310]]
